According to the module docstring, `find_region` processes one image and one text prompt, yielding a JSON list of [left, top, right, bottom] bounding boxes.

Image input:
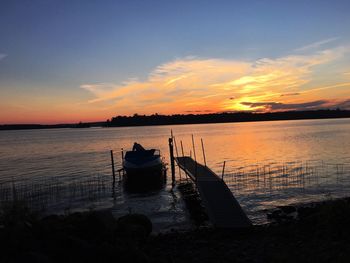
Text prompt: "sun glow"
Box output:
[[1, 43, 350, 124], [77, 44, 350, 117]]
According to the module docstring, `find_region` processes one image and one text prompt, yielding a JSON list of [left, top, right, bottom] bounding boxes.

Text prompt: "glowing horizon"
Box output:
[[1, 1, 350, 124]]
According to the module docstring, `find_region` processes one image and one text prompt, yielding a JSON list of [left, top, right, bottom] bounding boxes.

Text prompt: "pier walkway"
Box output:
[[175, 156, 251, 228]]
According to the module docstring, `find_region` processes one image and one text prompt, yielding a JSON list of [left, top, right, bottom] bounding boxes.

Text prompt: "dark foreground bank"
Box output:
[[1, 197, 350, 263]]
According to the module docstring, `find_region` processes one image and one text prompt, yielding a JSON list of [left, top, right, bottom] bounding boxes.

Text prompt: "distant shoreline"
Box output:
[[1, 109, 350, 131]]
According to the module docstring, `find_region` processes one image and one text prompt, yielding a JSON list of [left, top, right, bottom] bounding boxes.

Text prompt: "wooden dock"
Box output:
[[175, 156, 252, 228]]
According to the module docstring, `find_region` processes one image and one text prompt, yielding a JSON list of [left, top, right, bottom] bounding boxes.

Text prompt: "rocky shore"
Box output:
[[1, 197, 350, 263]]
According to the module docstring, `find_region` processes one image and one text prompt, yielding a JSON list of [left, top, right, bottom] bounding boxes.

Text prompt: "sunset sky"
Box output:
[[1, 0, 350, 124]]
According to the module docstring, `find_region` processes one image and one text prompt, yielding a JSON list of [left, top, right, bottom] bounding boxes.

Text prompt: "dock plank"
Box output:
[[175, 156, 251, 228]]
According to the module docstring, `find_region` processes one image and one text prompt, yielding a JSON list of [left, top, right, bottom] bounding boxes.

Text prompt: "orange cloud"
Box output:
[[81, 45, 350, 114]]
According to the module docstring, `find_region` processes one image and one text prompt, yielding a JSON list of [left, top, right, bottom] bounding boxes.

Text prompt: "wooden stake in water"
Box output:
[[191, 134, 198, 180], [201, 138, 207, 167], [173, 136, 182, 178], [110, 150, 116, 185], [191, 134, 197, 162], [221, 161, 226, 180], [180, 140, 187, 180], [168, 137, 176, 185]]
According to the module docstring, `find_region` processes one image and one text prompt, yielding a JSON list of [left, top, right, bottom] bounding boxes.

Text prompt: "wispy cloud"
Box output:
[[241, 99, 350, 111], [295, 37, 339, 52], [0, 53, 7, 61], [335, 99, 350, 109], [280, 93, 300, 97], [80, 44, 350, 114], [241, 100, 329, 111]]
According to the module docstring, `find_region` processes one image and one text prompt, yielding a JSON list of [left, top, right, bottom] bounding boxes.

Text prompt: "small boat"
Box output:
[[123, 143, 166, 185]]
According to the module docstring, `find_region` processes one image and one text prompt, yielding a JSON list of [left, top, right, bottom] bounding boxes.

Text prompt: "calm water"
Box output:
[[1, 118, 350, 230]]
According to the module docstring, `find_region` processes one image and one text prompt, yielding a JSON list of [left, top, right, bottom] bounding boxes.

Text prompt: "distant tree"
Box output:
[[75, 121, 90, 128], [106, 119, 110, 127], [107, 110, 350, 127]]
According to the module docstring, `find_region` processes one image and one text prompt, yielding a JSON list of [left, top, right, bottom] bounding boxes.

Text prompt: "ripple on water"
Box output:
[[1, 119, 350, 230]]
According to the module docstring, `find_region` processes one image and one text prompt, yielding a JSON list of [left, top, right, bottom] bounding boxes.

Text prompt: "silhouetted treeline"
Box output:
[[0, 124, 71, 130], [2, 110, 349, 130], [107, 110, 350, 127], [0, 122, 96, 131]]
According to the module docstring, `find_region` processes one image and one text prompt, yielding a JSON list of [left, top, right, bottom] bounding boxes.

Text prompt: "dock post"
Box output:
[[191, 134, 198, 180], [110, 150, 116, 185], [201, 138, 207, 167], [180, 140, 188, 180], [191, 134, 197, 162], [221, 161, 226, 180], [173, 137, 182, 178], [169, 138, 176, 185]]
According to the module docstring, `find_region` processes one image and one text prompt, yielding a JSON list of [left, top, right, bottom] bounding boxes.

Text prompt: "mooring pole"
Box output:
[[173, 137, 182, 178], [191, 134, 197, 162], [180, 140, 187, 180], [169, 137, 176, 185], [191, 134, 198, 180], [110, 150, 116, 185], [180, 140, 185, 157], [201, 138, 207, 167], [221, 161, 226, 180]]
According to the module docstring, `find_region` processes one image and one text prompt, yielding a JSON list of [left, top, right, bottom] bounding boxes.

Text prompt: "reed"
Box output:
[[2, 155, 349, 215], [223, 160, 350, 198], [0, 173, 114, 214], [0, 150, 125, 213]]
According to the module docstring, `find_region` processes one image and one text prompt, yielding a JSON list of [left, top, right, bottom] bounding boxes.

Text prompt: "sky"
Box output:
[[0, 0, 350, 124]]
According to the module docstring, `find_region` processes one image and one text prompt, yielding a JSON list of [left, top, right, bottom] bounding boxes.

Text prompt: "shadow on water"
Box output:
[[123, 170, 167, 194]]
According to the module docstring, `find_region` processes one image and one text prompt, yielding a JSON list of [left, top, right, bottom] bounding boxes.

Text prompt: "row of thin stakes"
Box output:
[[168, 132, 208, 184], [0, 173, 115, 213], [2, 140, 349, 213], [222, 160, 350, 195]]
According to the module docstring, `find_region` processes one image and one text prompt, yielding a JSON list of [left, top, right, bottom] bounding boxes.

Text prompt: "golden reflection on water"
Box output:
[[0, 118, 350, 225], [168, 119, 350, 173]]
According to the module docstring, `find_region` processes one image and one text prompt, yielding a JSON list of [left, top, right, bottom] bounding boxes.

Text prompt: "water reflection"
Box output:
[[0, 118, 349, 229], [123, 171, 167, 194]]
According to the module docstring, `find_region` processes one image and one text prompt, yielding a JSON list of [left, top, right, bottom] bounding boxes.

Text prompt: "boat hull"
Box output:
[[122, 147, 166, 191], [124, 163, 166, 192], [124, 163, 165, 182]]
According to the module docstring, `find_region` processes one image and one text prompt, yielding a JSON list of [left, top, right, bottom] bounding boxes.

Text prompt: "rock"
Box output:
[[36, 214, 68, 240], [119, 247, 150, 263], [8, 220, 36, 249], [87, 210, 117, 232], [117, 214, 152, 238], [267, 206, 298, 224], [297, 206, 315, 220], [279, 205, 296, 214], [66, 210, 118, 240], [65, 235, 94, 254], [40, 214, 63, 228], [26, 252, 51, 263], [95, 242, 115, 262], [267, 210, 281, 220]]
